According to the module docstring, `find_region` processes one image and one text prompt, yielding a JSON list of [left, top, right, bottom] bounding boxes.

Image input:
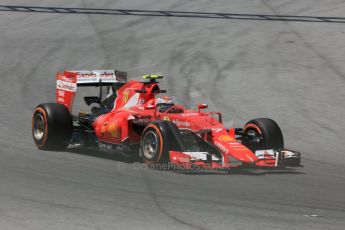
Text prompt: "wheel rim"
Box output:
[[33, 113, 45, 141], [244, 129, 261, 145], [142, 131, 159, 160], [247, 129, 259, 137]]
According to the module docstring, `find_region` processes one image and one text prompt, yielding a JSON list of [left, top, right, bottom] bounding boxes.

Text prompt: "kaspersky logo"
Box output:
[[214, 141, 229, 154]]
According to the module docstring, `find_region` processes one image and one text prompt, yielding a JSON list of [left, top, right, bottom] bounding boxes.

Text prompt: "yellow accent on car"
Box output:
[[142, 74, 164, 79], [122, 89, 130, 104], [109, 122, 120, 138]]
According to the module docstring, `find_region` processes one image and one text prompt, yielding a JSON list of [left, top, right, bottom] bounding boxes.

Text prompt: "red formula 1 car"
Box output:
[[32, 70, 301, 169]]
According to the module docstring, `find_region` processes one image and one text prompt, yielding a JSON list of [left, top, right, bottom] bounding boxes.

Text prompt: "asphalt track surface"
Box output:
[[1, 0, 345, 229]]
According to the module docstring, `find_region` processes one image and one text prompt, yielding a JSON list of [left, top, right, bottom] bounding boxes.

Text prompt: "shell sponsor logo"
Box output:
[[163, 116, 170, 121], [218, 135, 233, 142], [59, 75, 74, 82], [109, 122, 120, 138], [56, 80, 77, 92]]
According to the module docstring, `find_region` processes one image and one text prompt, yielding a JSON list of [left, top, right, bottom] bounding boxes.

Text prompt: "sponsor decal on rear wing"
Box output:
[[56, 71, 77, 111], [55, 70, 127, 112], [68, 70, 127, 85]]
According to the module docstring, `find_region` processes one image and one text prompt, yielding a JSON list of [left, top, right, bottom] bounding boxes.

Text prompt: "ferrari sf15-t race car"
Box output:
[[32, 70, 301, 169]]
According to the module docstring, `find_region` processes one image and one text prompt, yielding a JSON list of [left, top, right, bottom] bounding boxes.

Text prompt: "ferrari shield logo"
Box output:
[[109, 122, 120, 138], [123, 90, 130, 104], [101, 122, 107, 137]]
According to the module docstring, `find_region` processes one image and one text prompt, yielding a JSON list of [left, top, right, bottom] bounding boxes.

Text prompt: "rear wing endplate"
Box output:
[[56, 70, 127, 111]]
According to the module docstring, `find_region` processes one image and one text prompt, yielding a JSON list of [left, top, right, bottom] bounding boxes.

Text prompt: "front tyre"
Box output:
[[242, 118, 284, 152], [32, 103, 73, 150], [140, 121, 183, 166]]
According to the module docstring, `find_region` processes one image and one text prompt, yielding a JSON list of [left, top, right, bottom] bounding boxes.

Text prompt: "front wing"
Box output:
[[169, 149, 301, 170]]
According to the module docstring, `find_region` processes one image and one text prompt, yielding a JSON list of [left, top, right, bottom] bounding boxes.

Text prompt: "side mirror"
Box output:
[[144, 104, 156, 110], [198, 103, 208, 113]]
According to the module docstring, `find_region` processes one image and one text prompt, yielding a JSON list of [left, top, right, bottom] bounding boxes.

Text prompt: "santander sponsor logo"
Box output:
[[173, 120, 191, 127], [73, 70, 116, 83], [77, 71, 114, 79]]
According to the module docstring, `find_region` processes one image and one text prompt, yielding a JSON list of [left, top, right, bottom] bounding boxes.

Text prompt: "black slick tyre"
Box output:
[[242, 118, 284, 152], [140, 121, 183, 166], [32, 103, 72, 150]]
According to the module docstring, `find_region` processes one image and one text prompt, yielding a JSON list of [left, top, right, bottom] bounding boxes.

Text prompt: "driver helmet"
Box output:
[[155, 96, 174, 112]]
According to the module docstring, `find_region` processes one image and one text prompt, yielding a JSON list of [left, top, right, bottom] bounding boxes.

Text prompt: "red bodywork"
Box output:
[[56, 71, 279, 169]]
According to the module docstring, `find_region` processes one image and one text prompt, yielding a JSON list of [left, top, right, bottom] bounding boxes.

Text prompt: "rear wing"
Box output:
[[71, 70, 127, 86], [56, 70, 127, 111]]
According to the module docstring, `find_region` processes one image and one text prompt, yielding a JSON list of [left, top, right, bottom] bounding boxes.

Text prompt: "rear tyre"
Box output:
[[242, 118, 284, 152], [32, 103, 73, 150], [140, 121, 183, 167]]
